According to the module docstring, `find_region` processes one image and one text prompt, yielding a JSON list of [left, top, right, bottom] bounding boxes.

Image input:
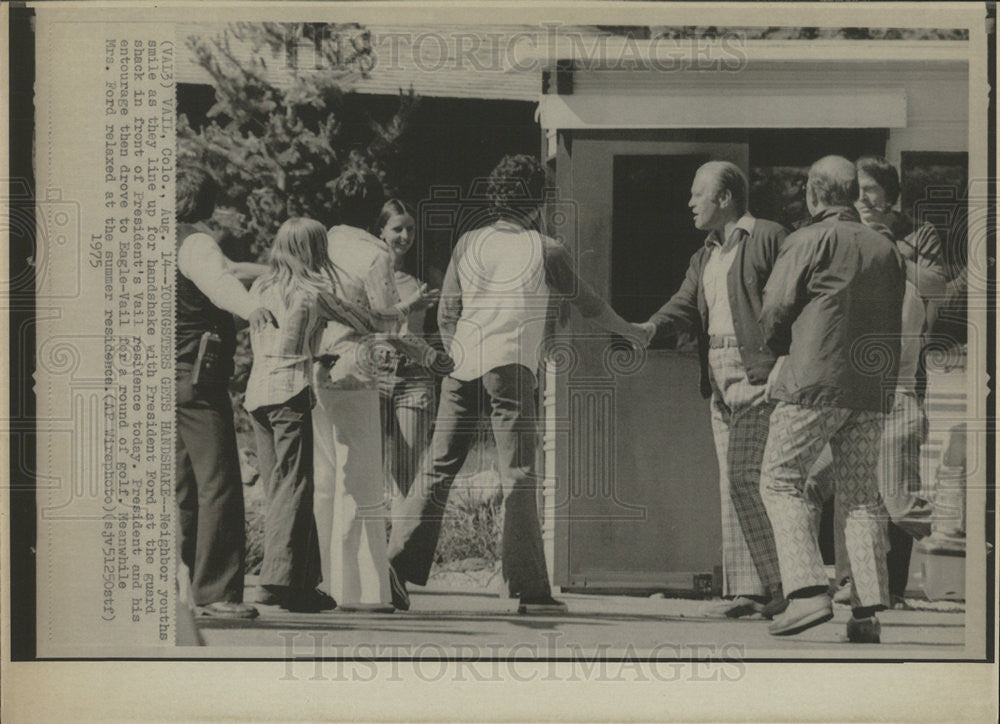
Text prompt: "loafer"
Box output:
[[699, 596, 763, 619], [518, 594, 568, 614], [760, 595, 789, 620], [832, 577, 853, 605], [388, 565, 410, 612], [195, 601, 259, 619], [768, 594, 833, 636], [283, 588, 337, 613], [846, 615, 882, 643]]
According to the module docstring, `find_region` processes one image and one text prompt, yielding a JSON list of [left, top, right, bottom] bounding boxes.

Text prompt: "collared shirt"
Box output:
[[244, 284, 328, 412], [645, 216, 788, 397], [703, 214, 755, 337]]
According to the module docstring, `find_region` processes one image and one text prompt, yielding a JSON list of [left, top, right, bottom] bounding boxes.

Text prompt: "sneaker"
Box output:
[[517, 594, 568, 614], [282, 588, 337, 613], [195, 601, 259, 619], [846, 615, 882, 643], [768, 594, 833, 636], [832, 577, 853, 605], [388, 565, 410, 612], [699, 596, 764, 619]]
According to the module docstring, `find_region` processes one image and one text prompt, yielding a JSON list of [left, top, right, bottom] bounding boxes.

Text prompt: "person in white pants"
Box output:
[[313, 170, 440, 611]]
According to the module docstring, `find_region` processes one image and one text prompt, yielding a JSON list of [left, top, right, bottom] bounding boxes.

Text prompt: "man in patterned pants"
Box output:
[[639, 161, 788, 619], [758, 156, 904, 642]]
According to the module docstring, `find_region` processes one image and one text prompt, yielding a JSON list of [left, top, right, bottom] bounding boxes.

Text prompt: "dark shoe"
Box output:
[[195, 601, 259, 619], [518, 594, 568, 614], [699, 596, 763, 619], [761, 595, 789, 620], [846, 615, 882, 643], [388, 565, 410, 612], [768, 594, 833, 636], [890, 595, 912, 611], [283, 588, 337, 613], [246, 586, 282, 606], [832, 577, 853, 605]]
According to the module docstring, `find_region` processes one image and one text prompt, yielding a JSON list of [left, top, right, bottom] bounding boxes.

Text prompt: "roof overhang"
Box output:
[[537, 88, 908, 130], [525, 38, 970, 69]]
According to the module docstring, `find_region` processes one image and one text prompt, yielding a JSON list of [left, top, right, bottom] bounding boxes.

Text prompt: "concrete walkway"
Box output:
[[196, 576, 966, 659]]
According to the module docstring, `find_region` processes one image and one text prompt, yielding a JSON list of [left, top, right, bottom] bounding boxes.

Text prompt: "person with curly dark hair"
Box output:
[[386, 155, 645, 614]]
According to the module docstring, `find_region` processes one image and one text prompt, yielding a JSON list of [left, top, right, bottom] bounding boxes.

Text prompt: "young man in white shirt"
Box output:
[[387, 155, 640, 614]]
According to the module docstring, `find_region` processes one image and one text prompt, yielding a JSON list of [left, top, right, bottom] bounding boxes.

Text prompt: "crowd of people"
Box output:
[[175, 149, 944, 644]]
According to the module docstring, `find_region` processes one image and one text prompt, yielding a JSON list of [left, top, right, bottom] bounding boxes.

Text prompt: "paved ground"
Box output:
[[196, 575, 966, 659]]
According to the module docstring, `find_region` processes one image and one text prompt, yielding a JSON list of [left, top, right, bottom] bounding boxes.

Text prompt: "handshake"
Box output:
[[617, 321, 657, 350]]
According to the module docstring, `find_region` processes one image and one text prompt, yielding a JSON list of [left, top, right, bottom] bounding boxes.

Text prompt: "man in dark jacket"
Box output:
[[806, 155, 943, 610], [759, 155, 904, 642], [638, 160, 788, 619]]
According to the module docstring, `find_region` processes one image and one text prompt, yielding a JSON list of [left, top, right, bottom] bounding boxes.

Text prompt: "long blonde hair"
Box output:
[[257, 217, 339, 306]]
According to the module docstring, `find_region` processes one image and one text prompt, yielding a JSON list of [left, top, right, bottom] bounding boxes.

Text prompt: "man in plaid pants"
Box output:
[[759, 156, 904, 642], [638, 161, 788, 619]]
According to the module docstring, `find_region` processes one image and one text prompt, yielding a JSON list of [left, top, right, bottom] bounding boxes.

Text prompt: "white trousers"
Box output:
[[312, 388, 391, 606]]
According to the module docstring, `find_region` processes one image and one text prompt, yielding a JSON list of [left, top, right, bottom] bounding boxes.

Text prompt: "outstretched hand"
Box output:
[[405, 283, 440, 313], [248, 307, 278, 332]]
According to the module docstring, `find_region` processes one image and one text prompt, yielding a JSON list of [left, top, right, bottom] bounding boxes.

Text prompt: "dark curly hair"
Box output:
[[856, 155, 901, 206], [334, 168, 386, 228], [176, 165, 217, 223], [486, 154, 547, 222]]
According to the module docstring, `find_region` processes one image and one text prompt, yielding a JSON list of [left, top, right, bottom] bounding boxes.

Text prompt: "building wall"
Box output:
[[560, 63, 969, 162]]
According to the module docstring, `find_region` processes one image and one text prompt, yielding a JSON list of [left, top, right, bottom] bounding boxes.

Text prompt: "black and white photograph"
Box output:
[[3, 1, 997, 721]]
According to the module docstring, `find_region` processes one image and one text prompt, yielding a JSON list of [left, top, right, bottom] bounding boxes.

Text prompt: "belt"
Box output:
[[708, 335, 740, 349]]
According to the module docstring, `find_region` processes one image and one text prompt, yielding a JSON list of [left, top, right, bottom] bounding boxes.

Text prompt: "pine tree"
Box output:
[[178, 22, 418, 259]]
